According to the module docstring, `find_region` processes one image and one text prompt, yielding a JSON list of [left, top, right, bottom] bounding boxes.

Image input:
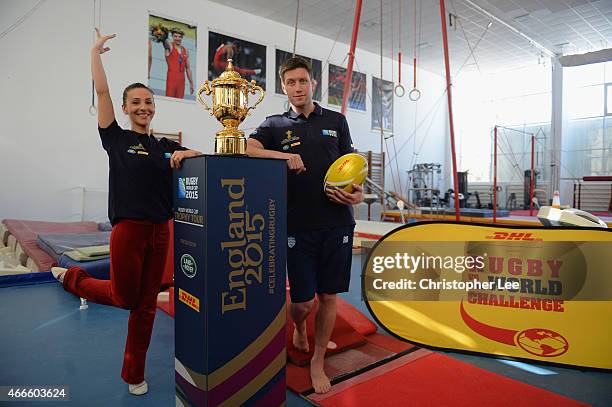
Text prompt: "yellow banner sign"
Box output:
[[363, 222, 612, 369]]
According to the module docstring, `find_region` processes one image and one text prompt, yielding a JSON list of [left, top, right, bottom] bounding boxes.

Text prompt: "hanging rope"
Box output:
[[292, 0, 300, 56], [497, 129, 525, 182], [0, 0, 47, 40], [390, 1, 394, 87], [409, 91, 447, 168], [379, 0, 384, 156], [449, 0, 488, 76], [454, 22, 491, 76], [394, 0, 405, 97], [409, 0, 422, 101], [350, 51, 448, 198], [316, 4, 352, 104], [388, 2, 404, 196], [89, 0, 102, 116], [411, 96, 419, 168]]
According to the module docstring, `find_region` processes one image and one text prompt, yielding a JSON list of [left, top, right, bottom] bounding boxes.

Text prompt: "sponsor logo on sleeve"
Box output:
[[322, 129, 338, 137]]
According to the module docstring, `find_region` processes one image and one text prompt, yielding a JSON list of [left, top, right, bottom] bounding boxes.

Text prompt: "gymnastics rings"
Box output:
[[394, 83, 405, 98], [89, 81, 97, 116], [409, 88, 421, 101]]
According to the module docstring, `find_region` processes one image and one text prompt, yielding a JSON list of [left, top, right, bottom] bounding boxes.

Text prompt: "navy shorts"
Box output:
[[286, 225, 355, 303]]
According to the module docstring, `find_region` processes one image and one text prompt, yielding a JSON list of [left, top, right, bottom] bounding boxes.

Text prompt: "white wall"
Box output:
[[0, 0, 447, 221]]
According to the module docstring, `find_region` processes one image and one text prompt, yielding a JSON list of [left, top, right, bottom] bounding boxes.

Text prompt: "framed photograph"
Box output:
[[148, 14, 197, 101], [274, 49, 322, 101], [328, 64, 366, 111], [208, 31, 266, 90], [372, 77, 394, 133]]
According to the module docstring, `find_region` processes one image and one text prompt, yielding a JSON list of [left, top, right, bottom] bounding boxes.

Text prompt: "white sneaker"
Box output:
[[128, 380, 148, 396], [51, 267, 68, 283]]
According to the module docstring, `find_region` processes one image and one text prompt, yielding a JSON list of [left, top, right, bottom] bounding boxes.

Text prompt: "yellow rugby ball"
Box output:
[[324, 153, 368, 193]]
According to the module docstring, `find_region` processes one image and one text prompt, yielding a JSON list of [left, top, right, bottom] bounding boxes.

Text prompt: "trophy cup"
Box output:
[[197, 59, 264, 155], [176, 63, 286, 407]]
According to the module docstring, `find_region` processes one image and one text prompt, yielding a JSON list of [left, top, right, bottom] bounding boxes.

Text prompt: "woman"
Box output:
[[52, 28, 201, 396]]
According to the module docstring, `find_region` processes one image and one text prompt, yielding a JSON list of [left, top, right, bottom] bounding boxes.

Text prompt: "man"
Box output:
[[163, 28, 194, 98], [213, 41, 261, 76], [246, 57, 363, 394]]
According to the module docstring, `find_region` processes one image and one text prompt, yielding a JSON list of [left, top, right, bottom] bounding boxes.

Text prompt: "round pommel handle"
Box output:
[[197, 80, 213, 113], [245, 80, 264, 115]]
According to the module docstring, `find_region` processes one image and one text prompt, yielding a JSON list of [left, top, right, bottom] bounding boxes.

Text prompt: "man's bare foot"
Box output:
[[310, 355, 331, 394], [293, 323, 309, 353]]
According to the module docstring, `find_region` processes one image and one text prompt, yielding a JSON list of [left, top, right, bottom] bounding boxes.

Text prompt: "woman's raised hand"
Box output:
[[93, 27, 116, 54]]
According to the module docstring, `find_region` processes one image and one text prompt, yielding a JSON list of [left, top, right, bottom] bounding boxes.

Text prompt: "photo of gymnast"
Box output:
[[328, 64, 366, 111], [208, 31, 266, 89], [148, 14, 197, 101]]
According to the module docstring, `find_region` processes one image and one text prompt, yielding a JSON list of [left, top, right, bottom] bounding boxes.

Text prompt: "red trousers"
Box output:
[[62, 219, 170, 384]]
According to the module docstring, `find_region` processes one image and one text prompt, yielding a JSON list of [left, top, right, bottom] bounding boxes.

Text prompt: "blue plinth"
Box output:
[[173, 155, 287, 407]]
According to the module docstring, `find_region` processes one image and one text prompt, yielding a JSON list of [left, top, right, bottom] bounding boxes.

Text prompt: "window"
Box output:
[[562, 62, 612, 179], [605, 83, 612, 117]]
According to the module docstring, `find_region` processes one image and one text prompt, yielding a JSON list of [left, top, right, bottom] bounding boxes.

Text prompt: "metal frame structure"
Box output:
[[492, 125, 536, 222]]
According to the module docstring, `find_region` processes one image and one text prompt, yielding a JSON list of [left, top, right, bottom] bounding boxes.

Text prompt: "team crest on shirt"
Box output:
[[281, 130, 301, 151], [281, 130, 300, 146], [129, 143, 146, 151], [127, 143, 147, 155], [288, 236, 296, 248]]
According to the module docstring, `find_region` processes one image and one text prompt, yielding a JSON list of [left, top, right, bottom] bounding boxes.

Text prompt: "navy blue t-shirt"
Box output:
[[99, 120, 186, 225], [249, 103, 355, 232]]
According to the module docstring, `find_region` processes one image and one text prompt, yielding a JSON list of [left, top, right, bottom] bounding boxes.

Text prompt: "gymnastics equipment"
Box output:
[[538, 207, 608, 228], [406, 163, 442, 208], [492, 126, 542, 222], [538, 187, 607, 228]]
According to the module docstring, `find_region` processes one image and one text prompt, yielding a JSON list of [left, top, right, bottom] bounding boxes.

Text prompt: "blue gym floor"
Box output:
[[1, 255, 610, 406]]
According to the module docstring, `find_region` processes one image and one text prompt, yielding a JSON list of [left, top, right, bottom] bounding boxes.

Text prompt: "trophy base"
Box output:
[[215, 130, 247, 156]]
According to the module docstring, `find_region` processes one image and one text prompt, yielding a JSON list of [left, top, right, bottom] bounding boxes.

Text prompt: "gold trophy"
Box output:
[[197, 59, 264, 155]]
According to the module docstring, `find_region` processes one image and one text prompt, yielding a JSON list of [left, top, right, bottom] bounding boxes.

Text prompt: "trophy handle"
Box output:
[[197, 81, 213, 113], [245, 80, 264, 114]]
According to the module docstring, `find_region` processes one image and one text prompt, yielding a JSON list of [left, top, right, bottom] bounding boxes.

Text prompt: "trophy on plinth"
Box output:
[[197, 59, 264, 155], [174, 59, 286, 407]]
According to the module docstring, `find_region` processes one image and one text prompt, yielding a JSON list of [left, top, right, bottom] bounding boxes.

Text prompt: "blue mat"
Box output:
[[420, 208, 511, 218], [0, 280, 309, 407], [37, 232, 111, 261], [58, 254, 110, 280], [0, 282, 175, 406]]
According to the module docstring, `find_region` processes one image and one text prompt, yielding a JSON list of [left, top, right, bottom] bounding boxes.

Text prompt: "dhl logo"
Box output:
[[485, 231, 543, 241], [337, 159, 351, 172], [178, 288, 200, 312]]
